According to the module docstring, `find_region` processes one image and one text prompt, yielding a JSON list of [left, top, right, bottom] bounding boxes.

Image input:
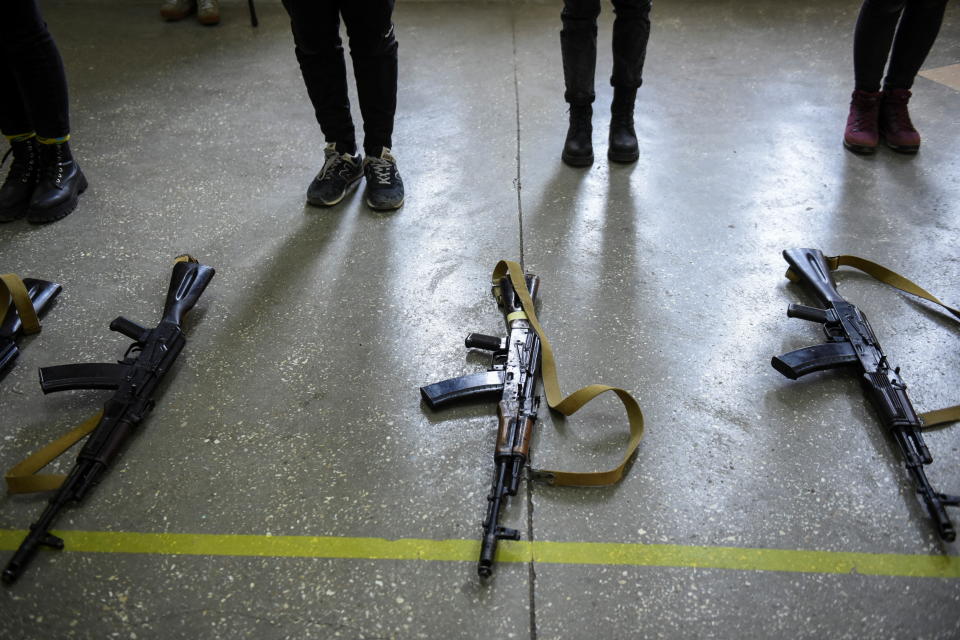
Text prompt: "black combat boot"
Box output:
[[608, 87, 639, 163], [562, 105, 594, 167], [27, 140, 87, 224], [560, 6, 597, 167], [0, 138, 40, 222]]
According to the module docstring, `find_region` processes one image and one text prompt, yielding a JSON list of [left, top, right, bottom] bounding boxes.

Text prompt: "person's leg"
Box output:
[[0, 0, 83, 222], [853, 0, 906, 92], [0, 60, 34, 139], [340, 0, 397, 156], [877, 0, 947, 152], [883, 0, 946, 90], [341, 1, 403, 211], [282, 0, 357, 154], [844, 0, 904, 154], [281, 0, 364, 206], [0, 0, 69, 140], [608, 0, 651, 163], [560, 0, 601, 166]]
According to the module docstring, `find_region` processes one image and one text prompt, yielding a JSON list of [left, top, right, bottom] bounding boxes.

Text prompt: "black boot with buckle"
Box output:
[[27, 140, 87, 224], [0, 138, 40, 223]]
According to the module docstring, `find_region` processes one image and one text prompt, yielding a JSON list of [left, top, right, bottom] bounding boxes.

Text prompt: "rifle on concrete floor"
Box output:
[[421, 261, 645, 578], [422, 270, 541, 577], [772, 247, 959, 541], [1, 275, 61, 376], [2, 256, 215, 584]]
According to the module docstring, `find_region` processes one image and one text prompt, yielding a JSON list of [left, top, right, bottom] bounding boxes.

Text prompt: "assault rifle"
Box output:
[[2, 256, 215, 584], [772, 248, 959, 541], [1, 278, 61, 375], [421, 271, 542, 578]]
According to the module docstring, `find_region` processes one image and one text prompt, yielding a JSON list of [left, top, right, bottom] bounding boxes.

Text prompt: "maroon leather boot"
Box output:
[[843, 89, 881, 155], [879, 88, 921, 153]]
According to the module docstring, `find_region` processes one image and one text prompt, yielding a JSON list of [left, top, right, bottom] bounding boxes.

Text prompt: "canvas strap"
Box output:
[[493, 260, 644, 487]]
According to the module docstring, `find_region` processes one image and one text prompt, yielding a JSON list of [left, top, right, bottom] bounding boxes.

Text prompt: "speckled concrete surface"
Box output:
[[1, 1, 958, 638]]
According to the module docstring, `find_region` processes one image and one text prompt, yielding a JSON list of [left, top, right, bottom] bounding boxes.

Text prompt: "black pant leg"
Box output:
[[0, 0, 69, 138], [610, 0, 651, 90], [561, 0, 601, 106], [884, 0, 948, 89], [340, 0, 397, 155], [282, 0, 356, 149], [0, 58, 32, 136], [853, 0, 907, 92]]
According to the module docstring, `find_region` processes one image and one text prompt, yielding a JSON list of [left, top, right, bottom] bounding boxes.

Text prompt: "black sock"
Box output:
[[335, 141, 357, 156]]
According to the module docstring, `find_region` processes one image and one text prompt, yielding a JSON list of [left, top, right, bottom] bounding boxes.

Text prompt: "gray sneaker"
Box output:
[[197, 0, 220, 25], [363, 148, 404, 211], [306, 143, 363, 207]]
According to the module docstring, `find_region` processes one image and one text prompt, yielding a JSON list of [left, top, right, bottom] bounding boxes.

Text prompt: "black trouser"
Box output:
[[854, 0, 948, 92], [0, 0, 70, 138], [560, 0, 652, 106], [281, 0, 397, 155]]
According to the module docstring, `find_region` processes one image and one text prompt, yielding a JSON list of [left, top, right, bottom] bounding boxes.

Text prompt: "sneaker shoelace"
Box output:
[[367, 157, 395, 186], [319, 152, 354, 181]]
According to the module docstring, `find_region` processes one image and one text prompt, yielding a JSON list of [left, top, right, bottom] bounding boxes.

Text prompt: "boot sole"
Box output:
[[306, 174, 362, 207], [27, 173, 88, 224], [843, 140, 877, 155], [0, 200, 30, 223], [608, 149, 639, 163], [883, 139, 919, 154], [562, 151, 594, 167]]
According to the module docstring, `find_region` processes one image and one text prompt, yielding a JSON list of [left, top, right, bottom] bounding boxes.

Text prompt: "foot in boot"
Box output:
[[0, 137, 39, 223], [608, 87, 639, 163], [363, 148, 404, 211], [27, 140, 87, 224], [307, 143, 363, 207], [562, 105, 593, 167], [880, 88, 921, 153], [160, 0, 196, 20], [608, 115, 639, 163], [843, 89, 881, 155]]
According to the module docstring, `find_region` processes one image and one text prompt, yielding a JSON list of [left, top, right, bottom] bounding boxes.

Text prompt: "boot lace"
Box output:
[[39, 145, 67, 185], [885, 97, 916, 133], [1, 144, 36, 184], [850, 101, 879, 133]]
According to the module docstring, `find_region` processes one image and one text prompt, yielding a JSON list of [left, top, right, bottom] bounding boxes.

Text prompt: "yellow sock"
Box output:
[[4, 132, 36, 143], [36, 134, 70, 145]]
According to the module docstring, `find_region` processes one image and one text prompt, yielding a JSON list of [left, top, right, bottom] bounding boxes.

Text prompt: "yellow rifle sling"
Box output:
[[786, 253, 960, 429], [5, 411, 104, 494], [492, 260, 644, 487], [0, 273, 41, 334]]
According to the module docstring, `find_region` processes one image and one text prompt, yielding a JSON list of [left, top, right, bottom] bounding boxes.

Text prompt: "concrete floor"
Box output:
[[1, 0, 959, 638]]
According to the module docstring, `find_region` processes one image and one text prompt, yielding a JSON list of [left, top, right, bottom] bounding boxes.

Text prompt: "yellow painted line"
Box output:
[[0, 530, 958, 579]]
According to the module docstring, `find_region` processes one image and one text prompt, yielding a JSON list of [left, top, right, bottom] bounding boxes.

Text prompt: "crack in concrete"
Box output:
[[511, 9, 539, 640]]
